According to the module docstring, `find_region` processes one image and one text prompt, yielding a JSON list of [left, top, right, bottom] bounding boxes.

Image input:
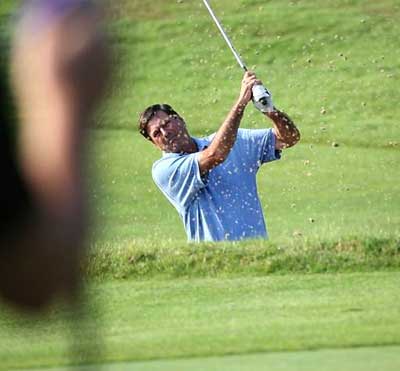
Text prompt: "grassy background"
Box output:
[[0, 0, 399, 369], [102, 0, 400, 148]]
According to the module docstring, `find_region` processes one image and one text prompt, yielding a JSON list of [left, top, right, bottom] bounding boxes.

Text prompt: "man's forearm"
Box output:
[[198, 71, 256, 174], [198, 99, 246, 174], [266, 109, 300, 148], [208, 100, 246, 162]]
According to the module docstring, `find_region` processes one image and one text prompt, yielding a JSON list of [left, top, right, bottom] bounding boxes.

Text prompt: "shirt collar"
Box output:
[[192, 136, 210, 151], [162, 136, 210, 157]]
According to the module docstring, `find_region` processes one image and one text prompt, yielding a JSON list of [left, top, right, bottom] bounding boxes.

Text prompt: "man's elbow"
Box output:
[[199, 148, 229, 173], [207, 149, 228, 166], [290, 129, 301, 146], [280, 129, 301, 149]]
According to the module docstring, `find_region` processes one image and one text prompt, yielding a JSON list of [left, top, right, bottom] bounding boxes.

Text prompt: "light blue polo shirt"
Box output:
[[152, 128, 280, 242]]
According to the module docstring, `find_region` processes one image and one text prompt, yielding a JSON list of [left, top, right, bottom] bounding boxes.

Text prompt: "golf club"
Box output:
[[202, 0, 274, 113]]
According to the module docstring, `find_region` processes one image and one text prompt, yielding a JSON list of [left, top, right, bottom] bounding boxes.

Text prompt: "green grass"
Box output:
[[0, 0, 399, 369], [1, 272, 400, 369], [21, 346, 400, 371], [19, 346, 400, 371], [87, 237, 400, 281], [101, 0, 400, 149]]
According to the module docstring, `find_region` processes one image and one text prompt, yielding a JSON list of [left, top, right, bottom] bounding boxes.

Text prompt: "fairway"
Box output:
[[2, 272, 400, 369], [19, 346, 400, 371], [1, 0, 399, 370]]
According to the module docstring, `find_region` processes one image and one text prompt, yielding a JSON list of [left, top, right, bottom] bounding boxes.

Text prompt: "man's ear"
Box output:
[[150, 138, 163, 150]]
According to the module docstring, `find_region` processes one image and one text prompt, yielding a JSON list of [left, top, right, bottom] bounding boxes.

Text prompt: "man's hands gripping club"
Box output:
[[238, 71, 300, 150], [238, 71, 260, 107], [198, 71, 300, 174], [238, 71, 274, 113]]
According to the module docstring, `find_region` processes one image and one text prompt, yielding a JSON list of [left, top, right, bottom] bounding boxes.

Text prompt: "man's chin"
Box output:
[[166, 142, 182, 153], [163, 146, 180, 153]]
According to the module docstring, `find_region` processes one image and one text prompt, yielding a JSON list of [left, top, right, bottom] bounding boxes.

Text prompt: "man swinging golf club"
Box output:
[[138, 1, 300, 242], [138, 70, 300, 242]]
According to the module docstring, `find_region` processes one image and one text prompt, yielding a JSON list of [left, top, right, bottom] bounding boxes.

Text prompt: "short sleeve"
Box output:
[[240, 128, 281, 165], [259, 129, 281, 164], [152, 153, 207, 209]]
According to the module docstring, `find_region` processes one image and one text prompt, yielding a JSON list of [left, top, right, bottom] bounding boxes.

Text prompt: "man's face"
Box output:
[[147, 110, 191, 153]]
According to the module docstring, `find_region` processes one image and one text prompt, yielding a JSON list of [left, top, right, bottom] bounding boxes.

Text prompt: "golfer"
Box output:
[[138, 71, 300, 242]]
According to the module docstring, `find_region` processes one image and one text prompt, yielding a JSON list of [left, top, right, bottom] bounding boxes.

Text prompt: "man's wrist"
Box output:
[[234, 99, 248, 114], [265, 107, 279, 118]]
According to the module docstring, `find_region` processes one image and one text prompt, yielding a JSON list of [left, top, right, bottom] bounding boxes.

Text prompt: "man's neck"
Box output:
[[165, 137, 198, 154], [181, 137, 198, 153]]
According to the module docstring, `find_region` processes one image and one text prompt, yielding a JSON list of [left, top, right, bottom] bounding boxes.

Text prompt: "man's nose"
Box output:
[[160, 127, 168, 136]]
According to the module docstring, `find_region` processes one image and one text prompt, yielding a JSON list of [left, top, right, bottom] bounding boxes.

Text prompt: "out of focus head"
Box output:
[[0, 0, 111, 312], [12, 0, 110, 117], [139, 104, 192, 153]]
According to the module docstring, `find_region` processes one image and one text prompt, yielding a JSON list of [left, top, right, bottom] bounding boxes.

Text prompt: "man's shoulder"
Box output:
[[237, 127, 272, 137], [152, 153, 182, 173], [152, 152, 198, 181], [234, 128, 273, 145], [152, 155, 176, 187]]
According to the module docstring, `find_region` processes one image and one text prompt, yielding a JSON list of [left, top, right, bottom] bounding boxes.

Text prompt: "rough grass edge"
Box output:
[[85, 236, 400, 281]]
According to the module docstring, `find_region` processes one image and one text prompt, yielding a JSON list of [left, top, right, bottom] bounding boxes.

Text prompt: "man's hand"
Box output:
[[237, 71, 260, 107]]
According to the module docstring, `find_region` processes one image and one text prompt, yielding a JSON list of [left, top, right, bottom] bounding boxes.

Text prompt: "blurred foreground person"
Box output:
[[0, 0, 109, 311]]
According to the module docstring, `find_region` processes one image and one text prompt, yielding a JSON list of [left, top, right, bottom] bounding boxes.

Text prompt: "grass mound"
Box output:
[[87, 237, 400, 280]]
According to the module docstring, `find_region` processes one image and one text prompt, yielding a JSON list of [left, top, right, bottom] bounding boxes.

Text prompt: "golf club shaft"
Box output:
[[202, 0, 247, 71]]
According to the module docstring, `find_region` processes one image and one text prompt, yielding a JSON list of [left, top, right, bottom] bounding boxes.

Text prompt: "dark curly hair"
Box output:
[[138, 104, 180, 141]]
